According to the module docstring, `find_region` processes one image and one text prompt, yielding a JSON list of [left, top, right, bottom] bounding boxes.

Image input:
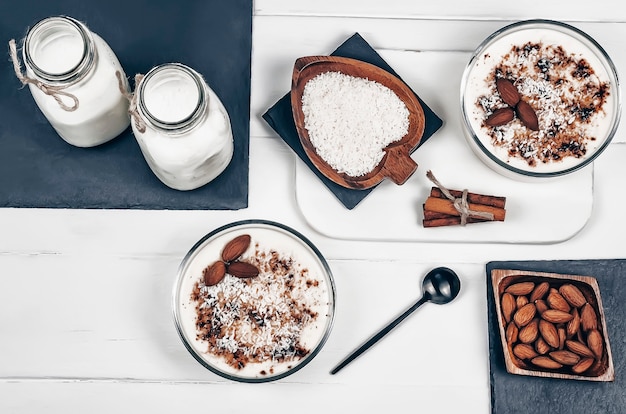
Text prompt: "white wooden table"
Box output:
[[2, 2, 625, 412]]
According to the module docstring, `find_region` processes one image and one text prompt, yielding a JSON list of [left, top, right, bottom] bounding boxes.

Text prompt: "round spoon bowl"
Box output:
[[423, 267, 461, 305]]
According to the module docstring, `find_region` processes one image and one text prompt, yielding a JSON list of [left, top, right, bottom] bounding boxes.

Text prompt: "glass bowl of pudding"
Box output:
[[460, 19, 621, 180], [172, 220, 336, 383]]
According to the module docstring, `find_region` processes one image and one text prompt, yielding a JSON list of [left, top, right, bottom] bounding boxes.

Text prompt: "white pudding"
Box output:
[[461, 20, 620, 179]]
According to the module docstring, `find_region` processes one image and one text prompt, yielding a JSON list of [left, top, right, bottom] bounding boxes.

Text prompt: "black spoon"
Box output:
[[330, 267, 461, 375]]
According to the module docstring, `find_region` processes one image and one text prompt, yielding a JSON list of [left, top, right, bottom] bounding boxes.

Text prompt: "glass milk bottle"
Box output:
[[131, 63, 234, 191], [10, 15, 130, 147]]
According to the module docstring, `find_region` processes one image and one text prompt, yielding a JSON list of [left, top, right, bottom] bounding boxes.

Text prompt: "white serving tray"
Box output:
[[295, 108, 593, 244]]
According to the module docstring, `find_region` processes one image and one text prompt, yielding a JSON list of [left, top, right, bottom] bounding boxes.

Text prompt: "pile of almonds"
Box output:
[[486, 78, 539, 131], [202, 234, 260, 286], [500, 279, 605, 375]]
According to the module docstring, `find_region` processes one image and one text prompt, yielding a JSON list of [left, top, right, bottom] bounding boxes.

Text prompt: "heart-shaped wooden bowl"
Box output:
[[291, 56, 425, 190]]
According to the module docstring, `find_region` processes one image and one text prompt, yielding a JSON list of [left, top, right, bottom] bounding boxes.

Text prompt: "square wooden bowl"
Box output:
[[491, 269, 614, 381]]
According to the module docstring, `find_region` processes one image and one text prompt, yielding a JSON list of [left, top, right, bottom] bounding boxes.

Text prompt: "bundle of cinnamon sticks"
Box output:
[[422, 187, 507, 228]]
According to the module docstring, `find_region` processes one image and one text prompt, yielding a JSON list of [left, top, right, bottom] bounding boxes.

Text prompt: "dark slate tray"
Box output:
[[486, 260, 626, 414], [0, 0, 251, 210], [262, 33, 443, 210]]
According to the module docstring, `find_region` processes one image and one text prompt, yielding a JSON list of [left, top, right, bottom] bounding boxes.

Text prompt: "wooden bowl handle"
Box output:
[[381, 146, 418, 185]]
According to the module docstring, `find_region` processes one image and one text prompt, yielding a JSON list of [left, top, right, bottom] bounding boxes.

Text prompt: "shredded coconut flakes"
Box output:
[[301, 71, 410, 177]]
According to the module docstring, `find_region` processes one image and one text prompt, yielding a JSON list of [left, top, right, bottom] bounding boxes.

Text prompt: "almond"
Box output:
[[506, 322, 519, 344], [501, 292, 516, 323], [506, 281, 535, 296], [541, 309, 574, 324], [566, 308, 580, 338], [496, 78, 520, 107], [486, 107, 515, 127], [539, 319, 560, 348], [226, 261, 260, 279], [572, 357, 595, 374], [559, 284, 587, 308], [565, 340, 595, 359], [531, 356, 562, 370], [516, 100, 539, 131], [549, 350, 580, 366], [580, 303, 598, 332], [558, 327, 567, 350], [529, 281, 549, 302], [513, 343, 538, 360], [202, 260, 226, 286], [534, 299, 548, 314], [519, 319, 539, 344], [516, 295, 529, 308], [535, 337, 551, 355], [513, 303, 536, 327], [587, 329, 603, 359], [221, 234, 252, 263], [547, 290, 571, 313]]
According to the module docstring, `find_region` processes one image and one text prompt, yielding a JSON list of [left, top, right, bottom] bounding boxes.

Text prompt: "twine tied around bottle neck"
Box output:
[[8, 39, 80, 112], [426, 170, 494, 226], [115, 71, 146, 133]]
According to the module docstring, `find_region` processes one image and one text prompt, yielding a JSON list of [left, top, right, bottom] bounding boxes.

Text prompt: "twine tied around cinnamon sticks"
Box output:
[[424, 170, 506, 227], [116, 71, 146, 133], [426, 170, 494, 225], [8, 39, 79, 112]]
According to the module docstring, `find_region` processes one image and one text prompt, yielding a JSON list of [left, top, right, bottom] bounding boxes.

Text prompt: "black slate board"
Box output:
[[486, 260, 626, 414], [0, 0, 251, 209], [262, 33, 443, 210]]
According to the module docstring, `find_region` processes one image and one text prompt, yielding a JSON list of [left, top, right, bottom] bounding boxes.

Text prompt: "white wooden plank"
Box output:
[[255, 0, 626, 22], [0, 256, 488, 390], [1, 143, 626, 263], [0, 381, 489, 413]]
